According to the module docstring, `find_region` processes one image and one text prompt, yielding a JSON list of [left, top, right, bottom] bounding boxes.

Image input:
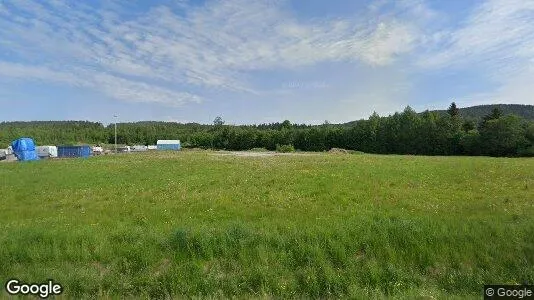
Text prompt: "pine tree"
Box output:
[[447, 102, 460, 117]]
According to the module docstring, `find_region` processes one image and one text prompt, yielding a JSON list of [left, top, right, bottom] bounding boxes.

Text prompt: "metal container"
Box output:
[[157, 140, 181, 151], [57, 145, 92, 158]]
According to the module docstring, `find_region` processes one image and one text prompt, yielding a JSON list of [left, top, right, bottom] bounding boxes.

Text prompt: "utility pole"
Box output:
[[114, 115, 118, 154]]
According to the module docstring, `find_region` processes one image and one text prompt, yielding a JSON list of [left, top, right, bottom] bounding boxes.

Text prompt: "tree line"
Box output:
[[1, 103, 533, 157]]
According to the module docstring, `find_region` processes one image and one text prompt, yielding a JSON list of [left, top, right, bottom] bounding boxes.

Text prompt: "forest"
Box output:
[[1, 103, 534, 157]]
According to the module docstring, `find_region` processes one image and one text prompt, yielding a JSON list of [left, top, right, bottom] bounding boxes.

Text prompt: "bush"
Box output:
[[328, 148, 349, 154], [518, 146, 534, 157], [181, 142, 193, 148], [276, 144, 295, 153]]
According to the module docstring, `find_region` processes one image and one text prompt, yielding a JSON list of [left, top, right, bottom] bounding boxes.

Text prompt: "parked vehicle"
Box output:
[[131, 145, 148, 152], [92, 146, 104, 155], [37, 146, 58, 158], [117, 146, 131, 153]]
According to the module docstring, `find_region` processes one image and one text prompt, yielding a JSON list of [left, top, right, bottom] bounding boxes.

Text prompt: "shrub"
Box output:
[[181, 142, 193, 148], [276, 144, 295, 153], [518, 146, 534, 157], [328, 148, 349, 154]]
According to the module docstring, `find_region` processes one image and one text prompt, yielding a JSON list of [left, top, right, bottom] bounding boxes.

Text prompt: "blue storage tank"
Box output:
[[11, 138, 39, 161], [157, 140, 181, 151], [57, 145, 92, 158]]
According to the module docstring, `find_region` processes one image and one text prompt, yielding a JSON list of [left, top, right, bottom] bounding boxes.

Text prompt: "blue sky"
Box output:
[[1, 0, 533, 125]]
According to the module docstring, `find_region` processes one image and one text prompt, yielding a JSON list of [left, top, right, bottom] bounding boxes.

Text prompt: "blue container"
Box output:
[[157, 144, 181, 151], [57, 145, 92, 158], [157, 140, 181, 151], [11, 138, 39, 161]]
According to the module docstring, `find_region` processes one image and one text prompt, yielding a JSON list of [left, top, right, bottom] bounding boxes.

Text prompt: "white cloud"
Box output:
[[0, 0, 420, 108], [419, 0, 534, 105], [89, 73, 203, 106], [397, 0, 438, 21], [420, 0, 534, 69], [0, 61, 201, 105], [0, 62, 81, 86], [18, 0, 534, 120], [465, 65, 534, 106]]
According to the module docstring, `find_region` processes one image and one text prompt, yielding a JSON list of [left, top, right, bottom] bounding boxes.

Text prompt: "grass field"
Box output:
[[1, 151, 533, 299]]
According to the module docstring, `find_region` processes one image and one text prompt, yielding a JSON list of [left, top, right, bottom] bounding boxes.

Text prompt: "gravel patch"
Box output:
[[211, 151, 321, 157]]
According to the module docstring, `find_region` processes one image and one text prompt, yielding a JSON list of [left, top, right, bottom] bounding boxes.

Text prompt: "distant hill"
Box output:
[[432, 104, 534, 121], [343, 104, 534, 126]]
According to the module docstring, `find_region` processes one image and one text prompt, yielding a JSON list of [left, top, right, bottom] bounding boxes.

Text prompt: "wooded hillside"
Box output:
[[1, 104, 534, 157]]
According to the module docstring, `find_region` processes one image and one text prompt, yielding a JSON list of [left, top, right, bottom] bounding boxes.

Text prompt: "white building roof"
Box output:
[[157, 140, 180, 144]]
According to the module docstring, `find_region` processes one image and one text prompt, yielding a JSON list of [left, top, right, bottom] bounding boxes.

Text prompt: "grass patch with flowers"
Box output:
[[1, 151, 533, 298]]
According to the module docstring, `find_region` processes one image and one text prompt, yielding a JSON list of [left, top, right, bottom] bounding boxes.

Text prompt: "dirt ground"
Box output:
[[0, 150, 323, 162], [0, 154, 17, 163], [211, 151, 321, 157]]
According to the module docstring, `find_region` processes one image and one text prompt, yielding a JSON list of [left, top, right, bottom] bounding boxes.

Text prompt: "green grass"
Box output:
[[1, 151, 533, 299]]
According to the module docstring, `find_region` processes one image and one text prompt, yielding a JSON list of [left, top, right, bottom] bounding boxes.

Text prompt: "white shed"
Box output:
[[157, 140, 181, 151]]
